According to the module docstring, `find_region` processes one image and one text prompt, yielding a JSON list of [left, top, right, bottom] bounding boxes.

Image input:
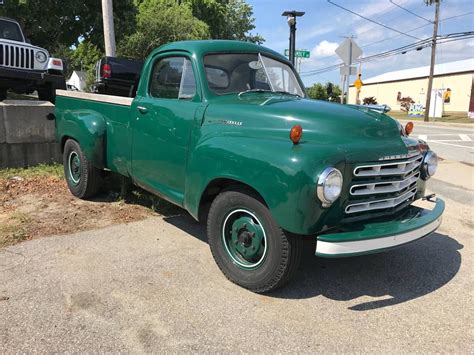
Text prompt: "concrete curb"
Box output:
[[0, 100, 60, 168]]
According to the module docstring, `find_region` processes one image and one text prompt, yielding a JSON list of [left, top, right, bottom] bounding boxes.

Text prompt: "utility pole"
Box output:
[[102, 0, 116, 57], [424, 0, 440, 122], [282, 11, 305, 66]]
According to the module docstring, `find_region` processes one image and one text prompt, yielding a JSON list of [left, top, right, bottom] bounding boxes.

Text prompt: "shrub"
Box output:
[[399, 96, 415, 112], [363, 96, 378, 105]]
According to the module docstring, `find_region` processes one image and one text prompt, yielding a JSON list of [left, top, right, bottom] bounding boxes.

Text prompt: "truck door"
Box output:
[[131, 55, 201, 205]]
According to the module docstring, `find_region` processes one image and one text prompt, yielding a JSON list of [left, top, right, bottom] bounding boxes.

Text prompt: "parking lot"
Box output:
[[1, 160, 472, 352]]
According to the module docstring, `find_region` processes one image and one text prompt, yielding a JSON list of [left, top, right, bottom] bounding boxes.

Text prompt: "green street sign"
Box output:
[[284, 49, 310, 58]]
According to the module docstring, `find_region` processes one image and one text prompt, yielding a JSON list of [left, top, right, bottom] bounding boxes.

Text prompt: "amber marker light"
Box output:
[[405, 121, 414, 136], [290, 125, 303, 144]]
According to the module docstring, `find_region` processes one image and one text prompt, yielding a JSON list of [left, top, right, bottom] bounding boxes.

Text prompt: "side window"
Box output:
[[149, 57, 196, 99]]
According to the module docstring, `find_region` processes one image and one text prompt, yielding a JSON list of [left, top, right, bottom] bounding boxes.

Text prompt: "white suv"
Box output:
[[0, 17, 65, 102]]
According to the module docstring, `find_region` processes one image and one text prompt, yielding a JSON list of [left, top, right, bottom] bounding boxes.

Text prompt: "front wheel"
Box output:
[[207, 190, 303, 293], [63, 139, 102, 199], [37, 84, 55, 103]]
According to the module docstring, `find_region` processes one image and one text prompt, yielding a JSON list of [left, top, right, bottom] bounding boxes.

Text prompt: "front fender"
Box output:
[[56, 108, 107, 168], [184, 136, 347, 235]]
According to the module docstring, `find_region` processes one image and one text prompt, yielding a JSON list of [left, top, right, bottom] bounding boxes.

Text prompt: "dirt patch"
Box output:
[[0, 171, 180, 248]]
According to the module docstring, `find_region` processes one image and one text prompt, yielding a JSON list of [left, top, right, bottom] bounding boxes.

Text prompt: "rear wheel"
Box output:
[[207, 189, 303, 293], [63, 139, 102, 199]]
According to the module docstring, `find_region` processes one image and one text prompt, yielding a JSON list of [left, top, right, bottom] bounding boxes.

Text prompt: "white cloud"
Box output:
[[312, 40, 339, 57]]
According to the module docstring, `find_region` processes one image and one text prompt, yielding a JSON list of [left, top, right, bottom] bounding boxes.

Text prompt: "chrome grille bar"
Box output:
[[353, 155, 423, 177], [350, 172, 420, 196], [0, 44, 33, 69], [345, 188, 417, 214]]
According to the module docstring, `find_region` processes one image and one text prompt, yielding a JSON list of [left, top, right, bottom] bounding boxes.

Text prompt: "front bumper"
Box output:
[[0, 67, 65, 86], [315, 198, 444, 257]]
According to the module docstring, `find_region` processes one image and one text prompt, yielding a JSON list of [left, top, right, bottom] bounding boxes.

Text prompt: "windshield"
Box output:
[[0, 20, 24, 42], [203, 53, 304, 97]]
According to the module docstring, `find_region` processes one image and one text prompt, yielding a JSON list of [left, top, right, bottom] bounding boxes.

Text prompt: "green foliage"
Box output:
[[306, 82, 342, 101], [0, 0, 136, 53], [118, 0, 210, 59], [186, 0, 264, 43], [0, 0, 263, 81], [306, 83, 328, 100], [363, 96, 378, 105]]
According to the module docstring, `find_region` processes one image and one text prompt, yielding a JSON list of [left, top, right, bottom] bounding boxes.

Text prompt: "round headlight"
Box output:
[[422, 151, 438, 179], [317, 167, 343, 207], [35, 51, 47, 63]]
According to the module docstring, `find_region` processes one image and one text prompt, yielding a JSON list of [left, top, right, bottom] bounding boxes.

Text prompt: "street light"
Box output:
[[282, 10, 305, 66]]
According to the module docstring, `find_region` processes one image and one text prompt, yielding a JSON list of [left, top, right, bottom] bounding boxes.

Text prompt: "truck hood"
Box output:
[[204, 93, 420, 162]]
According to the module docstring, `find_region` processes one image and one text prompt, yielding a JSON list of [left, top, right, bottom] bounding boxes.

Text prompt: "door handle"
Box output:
[[137, 106, 148, 114]]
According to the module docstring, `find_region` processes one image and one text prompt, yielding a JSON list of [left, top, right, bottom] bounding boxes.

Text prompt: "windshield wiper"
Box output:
[[238, 89, 301, 98]]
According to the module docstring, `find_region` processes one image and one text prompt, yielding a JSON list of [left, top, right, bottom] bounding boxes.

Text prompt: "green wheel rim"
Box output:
[[68, 151, 81, 184], [221, 209, 267, 269]]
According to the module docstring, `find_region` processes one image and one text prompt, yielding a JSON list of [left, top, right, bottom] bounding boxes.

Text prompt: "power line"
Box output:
[[327, 0, 422, 40], [308, 10, 474, 65], [389, 0, 433, 23], [300, 33, 474, 77], [361, 11, 474, 48]]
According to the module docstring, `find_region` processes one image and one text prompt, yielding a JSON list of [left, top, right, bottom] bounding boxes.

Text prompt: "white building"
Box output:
[[66, 71, 87, 92], [349, 59, 474, 113]]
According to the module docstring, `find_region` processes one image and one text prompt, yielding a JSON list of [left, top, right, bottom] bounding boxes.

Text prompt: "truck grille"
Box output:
[[345, 154, 423, 215], [0, 44, 35, 69]]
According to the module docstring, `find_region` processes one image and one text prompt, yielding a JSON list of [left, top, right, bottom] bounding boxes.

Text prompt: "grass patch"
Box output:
[[0, 212, 30, 247], [0, 163, 63, 180], [388, 111, 473, 124]]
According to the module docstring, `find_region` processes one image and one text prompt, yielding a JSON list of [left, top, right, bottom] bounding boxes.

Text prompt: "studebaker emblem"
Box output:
[[218, 119, 243, 126], [378, 150, 419, 161]]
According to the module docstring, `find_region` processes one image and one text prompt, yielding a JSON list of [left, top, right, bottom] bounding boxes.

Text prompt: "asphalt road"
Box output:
[[1, 166, 472, 352], [400, 121, 474, 164]]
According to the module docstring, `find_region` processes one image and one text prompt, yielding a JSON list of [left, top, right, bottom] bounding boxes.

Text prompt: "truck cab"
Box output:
[[0, 17, 66, 102], [54, 40, 444, 293]]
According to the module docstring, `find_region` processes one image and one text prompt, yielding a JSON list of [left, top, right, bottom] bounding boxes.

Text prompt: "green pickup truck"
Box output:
[[54, 40, 444, 293]]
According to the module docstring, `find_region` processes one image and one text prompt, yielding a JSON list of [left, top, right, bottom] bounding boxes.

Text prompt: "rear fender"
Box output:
[[56, 109, 107, 169]]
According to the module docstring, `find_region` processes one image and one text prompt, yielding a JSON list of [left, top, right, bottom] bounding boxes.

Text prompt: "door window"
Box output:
[[149, 57, 196, 99]]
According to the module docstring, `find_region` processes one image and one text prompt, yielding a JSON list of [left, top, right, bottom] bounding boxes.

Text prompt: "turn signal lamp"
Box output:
[[405, 121, 414, 135], [290, 125, 303, 144]]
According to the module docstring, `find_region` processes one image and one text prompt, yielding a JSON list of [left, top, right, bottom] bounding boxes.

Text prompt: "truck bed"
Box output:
[[55, 90, 134, 176], [56, 89, 133, 106]]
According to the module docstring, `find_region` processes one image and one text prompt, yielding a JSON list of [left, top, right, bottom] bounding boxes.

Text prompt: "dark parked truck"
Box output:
[[93, 56, 144, 97], [54, 40, 444, 292]]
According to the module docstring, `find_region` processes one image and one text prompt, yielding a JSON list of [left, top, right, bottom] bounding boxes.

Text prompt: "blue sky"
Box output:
[[248, 0, 474, 86]]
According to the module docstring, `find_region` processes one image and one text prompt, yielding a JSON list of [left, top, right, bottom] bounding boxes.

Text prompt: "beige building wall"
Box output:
[[349, 73, 473, 112]]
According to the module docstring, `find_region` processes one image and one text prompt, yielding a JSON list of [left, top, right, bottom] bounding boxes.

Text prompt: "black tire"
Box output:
[[37, 84, 55, 103], [63, 139, 102, 199], [207, 189, 303, 293]]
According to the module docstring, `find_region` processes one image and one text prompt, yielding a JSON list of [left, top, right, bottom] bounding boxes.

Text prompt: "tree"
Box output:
[[186, 0, 264, 43], [0, 0, 136, 54], [307, 83, 328, 100], [325, 82, 341, 102], [118, 0, 210, 59], [306, 82, 342, 101]]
